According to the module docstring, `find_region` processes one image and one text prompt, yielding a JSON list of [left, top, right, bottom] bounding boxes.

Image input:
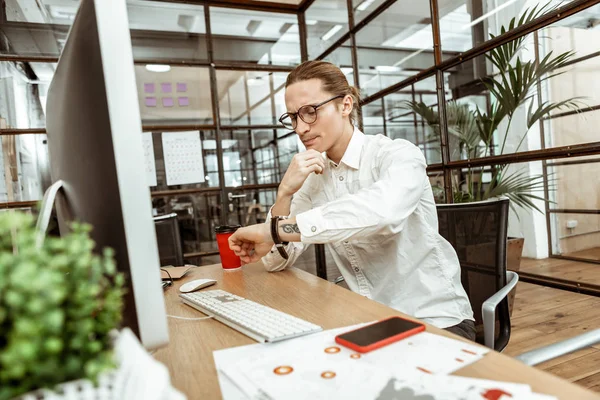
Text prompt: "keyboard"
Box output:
[[180, 289, 322, 343]]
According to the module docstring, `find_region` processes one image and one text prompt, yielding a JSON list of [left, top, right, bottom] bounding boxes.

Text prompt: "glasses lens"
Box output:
[[298, 106, 317, 124], [280, 114, 295, 130]]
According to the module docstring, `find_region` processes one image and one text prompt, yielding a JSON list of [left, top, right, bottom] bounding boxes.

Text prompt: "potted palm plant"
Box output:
[[403, 4, 584, 313]]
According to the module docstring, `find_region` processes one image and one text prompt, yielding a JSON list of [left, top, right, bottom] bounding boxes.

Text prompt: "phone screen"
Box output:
[[337, 317, 423, 347]]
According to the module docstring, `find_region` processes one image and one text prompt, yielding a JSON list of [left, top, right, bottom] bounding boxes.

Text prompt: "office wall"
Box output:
[[546, 26, 600, 256], [3, 0, 600, 269]]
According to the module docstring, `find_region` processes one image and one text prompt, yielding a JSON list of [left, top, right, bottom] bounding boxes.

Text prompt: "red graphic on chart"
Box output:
[[481, 388, 513, 400], [350, 354, 361, 359], [324, 346, 341, 354], [321, 371, 336, 379]]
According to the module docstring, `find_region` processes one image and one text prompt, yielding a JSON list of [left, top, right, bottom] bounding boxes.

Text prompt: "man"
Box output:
[[228, 61, 475, 340]]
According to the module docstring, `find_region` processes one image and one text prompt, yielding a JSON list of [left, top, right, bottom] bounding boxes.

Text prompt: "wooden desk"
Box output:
[[154, 263, 600, 400]]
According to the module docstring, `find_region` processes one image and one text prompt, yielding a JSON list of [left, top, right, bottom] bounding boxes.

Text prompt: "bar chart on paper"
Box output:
[[162, 131, 205, 186]]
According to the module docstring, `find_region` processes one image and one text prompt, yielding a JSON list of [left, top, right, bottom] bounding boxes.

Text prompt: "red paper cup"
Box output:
[[215, 225, 242, 270]]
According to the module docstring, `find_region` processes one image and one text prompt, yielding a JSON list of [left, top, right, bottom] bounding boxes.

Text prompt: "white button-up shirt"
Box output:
[[263, 127, 474, 328]]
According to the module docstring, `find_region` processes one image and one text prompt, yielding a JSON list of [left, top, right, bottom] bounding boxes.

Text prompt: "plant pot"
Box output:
[[506, 237, 524, 317], [12, 329, 184, 400]]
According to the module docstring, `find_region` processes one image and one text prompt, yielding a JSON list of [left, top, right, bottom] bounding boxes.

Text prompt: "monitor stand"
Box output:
[[35, 179, 65, 248]]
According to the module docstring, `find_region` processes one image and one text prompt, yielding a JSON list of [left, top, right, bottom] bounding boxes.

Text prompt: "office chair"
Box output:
[[437, 197, 518, 351], [313, 244, 347, 284], [153, 213, 184, 267]]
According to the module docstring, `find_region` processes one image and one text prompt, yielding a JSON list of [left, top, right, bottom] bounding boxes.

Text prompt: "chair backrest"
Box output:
[[153, 213, 184, 267], [436, 197, 511, 351]]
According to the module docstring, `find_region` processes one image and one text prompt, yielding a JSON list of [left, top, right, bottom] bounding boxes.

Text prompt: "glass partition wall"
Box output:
[[0, 0, 299, 265], [2, 0, 600, 288]]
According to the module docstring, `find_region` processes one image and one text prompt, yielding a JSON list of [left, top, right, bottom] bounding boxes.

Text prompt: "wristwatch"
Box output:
[[270, 216, 289, 260]]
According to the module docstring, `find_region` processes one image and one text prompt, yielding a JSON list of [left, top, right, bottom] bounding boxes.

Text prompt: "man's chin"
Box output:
[[304, 142, 323, 152]]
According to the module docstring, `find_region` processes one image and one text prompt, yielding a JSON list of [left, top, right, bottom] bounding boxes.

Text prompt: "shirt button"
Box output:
[[311, 226, 317, 232], [339, 176, 344, 181], [354, 267, 360, 272]]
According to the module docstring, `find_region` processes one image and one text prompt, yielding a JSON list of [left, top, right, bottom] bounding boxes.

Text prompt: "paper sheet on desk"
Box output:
[[213, 325, 365, 399], [223, 364, 553, 400], [214, 324, 491, 399]]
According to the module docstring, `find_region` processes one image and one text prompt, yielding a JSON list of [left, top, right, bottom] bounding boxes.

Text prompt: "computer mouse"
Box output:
[[179, 279, 217, 293]]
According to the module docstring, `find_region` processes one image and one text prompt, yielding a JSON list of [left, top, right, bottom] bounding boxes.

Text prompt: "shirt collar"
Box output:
[[333, 126, 364, 170]]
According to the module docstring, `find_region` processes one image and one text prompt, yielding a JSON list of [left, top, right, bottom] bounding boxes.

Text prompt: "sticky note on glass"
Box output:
[[145, 97, 157, 107], [177, 83, 187, 92], [144, 83, 155, 93], [162, 97, 174, 107], [161, 83, 172, 93], [178, 97, 189, 106]]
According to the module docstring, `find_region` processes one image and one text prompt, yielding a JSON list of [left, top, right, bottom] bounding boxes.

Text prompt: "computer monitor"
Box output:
[[42, 0, 169, 349]]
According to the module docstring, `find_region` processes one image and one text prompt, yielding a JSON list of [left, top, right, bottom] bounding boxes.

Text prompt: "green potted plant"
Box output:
[[402, 4, 584, 313], [0, 210, 125, 400]]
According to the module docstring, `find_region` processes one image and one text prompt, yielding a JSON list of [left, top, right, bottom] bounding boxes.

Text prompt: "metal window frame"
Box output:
[[2, 0, 600, 278]]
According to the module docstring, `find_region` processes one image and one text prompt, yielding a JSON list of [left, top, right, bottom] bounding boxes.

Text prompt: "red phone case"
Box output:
[[334, 316, 426, 353]]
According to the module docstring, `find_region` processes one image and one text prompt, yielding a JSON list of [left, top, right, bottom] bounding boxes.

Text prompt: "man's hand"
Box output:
[[228, 223, 274, 265], [278, 150, 325, 197]]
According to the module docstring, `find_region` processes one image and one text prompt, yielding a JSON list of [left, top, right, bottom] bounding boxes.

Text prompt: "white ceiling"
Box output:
[[4, 0, 596, 110]]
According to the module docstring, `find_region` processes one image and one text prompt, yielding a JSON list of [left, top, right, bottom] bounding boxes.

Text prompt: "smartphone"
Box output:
[[335, 316, 425, 353]]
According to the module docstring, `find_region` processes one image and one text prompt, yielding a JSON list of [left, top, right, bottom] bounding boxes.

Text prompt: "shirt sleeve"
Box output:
[[261, 183, 314, 272], [296, 140, 427, 244]]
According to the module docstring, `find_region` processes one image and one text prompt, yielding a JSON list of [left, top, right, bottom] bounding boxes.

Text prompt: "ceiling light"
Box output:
[[305, 19, 318, 25], [375, 65, 401, 73], [463, 0, 517, 30], [49, 7, 76, 20], [279, 22, 293, 35], [177, 14, 198, 32], [247, 77, 265, 86], [340, 67, 353, 75], [355, 0, 375, 12], [246, 20, 261, 36], [321, 25, 342, 41], [145, 64, 171, 73]]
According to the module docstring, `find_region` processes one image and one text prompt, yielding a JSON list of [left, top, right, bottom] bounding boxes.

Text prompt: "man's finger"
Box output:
[[306, 164, 323, 175], [248, 253, 262, 263], [303, 158, 325, 172], [301, 151, 324, 162]]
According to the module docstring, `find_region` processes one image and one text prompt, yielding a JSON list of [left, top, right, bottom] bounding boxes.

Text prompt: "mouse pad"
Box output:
[[160, 266, 193, 280]]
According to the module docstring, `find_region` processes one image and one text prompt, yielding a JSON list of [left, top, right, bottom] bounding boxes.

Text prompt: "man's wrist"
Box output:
[[276, 185, 294, 200], [262, 222, 275, 245], [272, 192, 293, 217]]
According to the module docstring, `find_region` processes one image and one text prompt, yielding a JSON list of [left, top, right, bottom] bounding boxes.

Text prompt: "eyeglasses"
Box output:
[[278, 95, 344, 130]]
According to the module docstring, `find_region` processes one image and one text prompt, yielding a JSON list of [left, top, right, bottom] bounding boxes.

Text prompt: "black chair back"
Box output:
[[153, 213, 184, 267], [436, 198, 511, 351]]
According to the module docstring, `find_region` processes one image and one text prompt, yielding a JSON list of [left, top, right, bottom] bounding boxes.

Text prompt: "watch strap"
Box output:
[[270, 216, 289, 260]]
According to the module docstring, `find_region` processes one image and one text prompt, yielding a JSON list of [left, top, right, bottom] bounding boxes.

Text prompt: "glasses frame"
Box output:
[[278, 95, 345, 130]]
